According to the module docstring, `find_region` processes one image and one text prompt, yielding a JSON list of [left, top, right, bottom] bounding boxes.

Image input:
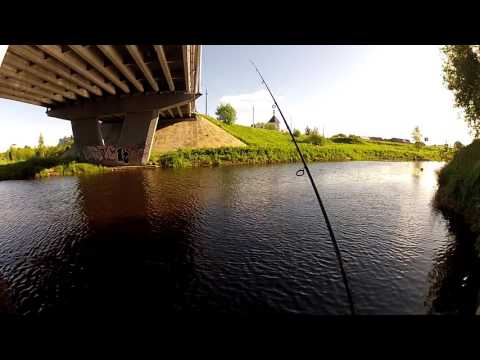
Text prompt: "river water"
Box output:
[[0, 161, 478, 316]]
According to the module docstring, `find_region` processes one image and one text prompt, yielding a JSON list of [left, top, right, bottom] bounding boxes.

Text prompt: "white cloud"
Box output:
[[218, 46, 473, 145], [218, 89, 288, 127]]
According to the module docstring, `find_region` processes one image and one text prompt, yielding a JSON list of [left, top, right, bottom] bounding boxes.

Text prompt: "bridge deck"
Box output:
[[0, 45, 201, 119]]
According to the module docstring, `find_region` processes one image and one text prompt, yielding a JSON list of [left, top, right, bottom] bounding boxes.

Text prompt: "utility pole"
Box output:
[[253, 105, 255, 126], [205, 88, 208, 115]]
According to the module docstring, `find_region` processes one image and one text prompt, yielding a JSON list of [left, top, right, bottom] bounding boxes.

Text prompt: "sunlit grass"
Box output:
[[0, 141, 109, 181], [150, 114, 451, 168], [435, 139, 480, 235]]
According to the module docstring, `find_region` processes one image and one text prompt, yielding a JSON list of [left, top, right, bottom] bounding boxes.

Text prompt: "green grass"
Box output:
[[150, 114, 451, 168], [207, 115, 297, 147], [0, 140, 110, 181], [36, 161, 110, 178], [435, 139, 480, 236], [0, 156, 110, 181]]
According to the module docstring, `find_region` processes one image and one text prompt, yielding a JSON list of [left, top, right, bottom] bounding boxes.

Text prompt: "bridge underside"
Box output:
[[0, 45, 202, 165], [49, 91, 200, 165]]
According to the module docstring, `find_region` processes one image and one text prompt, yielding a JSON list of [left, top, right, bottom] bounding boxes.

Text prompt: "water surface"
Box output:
[[0, 161, 477, 316]]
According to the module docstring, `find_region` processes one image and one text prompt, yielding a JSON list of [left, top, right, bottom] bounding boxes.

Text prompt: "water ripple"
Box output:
[[0, 161, 475, 316]]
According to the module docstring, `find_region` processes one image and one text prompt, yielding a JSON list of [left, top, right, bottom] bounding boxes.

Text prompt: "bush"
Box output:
[[252, 122, 265, 128], [304, 133, 327, 145], [331, 135, 364, 144], [293, 129, 301, 137], [263, 123, 278, 131]]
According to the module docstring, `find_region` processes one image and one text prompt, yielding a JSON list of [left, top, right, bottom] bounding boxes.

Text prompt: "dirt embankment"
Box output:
[[152, 116, 245, 153]]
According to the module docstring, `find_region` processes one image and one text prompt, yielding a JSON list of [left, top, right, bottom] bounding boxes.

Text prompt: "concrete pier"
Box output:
[[52, 92, 199, 166]]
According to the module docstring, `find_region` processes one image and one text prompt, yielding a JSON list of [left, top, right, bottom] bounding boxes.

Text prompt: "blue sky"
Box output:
[[0, 45, 473, 151]]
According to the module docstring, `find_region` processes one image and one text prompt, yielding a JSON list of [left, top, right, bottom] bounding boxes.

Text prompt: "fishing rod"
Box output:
[[250, 60, 356, 315]]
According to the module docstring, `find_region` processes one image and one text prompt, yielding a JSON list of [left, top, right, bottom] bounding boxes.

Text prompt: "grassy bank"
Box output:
[[150, 115, 452, 168], [0, 157, 110, 181], [435, 140, 480, 247], [0, 141, 109, 181], [0, 115, 455, 180]]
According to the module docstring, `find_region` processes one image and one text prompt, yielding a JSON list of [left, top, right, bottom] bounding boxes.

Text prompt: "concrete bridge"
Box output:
[[0, 45, 202, 165]]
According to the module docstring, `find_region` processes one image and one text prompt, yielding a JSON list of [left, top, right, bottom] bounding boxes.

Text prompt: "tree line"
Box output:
[[0, 134, 73, 162]]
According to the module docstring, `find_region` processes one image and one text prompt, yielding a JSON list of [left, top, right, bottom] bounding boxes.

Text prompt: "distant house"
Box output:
[[369, 137, 383, 141], [267, 110, 281, 130]]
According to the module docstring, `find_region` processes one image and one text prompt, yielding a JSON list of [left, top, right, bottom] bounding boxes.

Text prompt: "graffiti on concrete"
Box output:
[[82, 145, 144, 165]]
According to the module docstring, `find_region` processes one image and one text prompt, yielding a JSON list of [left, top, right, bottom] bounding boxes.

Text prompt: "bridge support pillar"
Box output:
[[71, 118, 103, 151], [118, 110, 159, 165], [70, 111, 160, 166], [47, 92, 200, 166]]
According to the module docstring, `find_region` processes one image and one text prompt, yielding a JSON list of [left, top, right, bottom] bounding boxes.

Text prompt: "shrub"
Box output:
[[263, 123, 278, 131], [304, 133, 327, 145], [252, 122, 266, 128], [293, 129, 301, 137], [331, 135, 364, 144]]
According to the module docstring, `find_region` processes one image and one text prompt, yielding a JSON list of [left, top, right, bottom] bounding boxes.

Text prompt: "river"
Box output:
[[0, 161, 478, 316]]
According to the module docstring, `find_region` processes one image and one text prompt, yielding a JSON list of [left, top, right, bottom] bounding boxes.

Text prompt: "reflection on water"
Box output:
[[425, 209, 480, 315], [0, 161, 478, 316]]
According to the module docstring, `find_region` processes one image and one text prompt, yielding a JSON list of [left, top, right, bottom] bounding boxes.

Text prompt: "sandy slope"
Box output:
[[152, 116, 245, 153]]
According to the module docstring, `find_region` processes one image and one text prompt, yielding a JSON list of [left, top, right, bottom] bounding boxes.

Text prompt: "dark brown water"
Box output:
[[0, 161, 478, 317]]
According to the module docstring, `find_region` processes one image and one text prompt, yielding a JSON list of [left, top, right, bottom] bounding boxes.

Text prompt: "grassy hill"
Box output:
[[150, 114, 452, 168]]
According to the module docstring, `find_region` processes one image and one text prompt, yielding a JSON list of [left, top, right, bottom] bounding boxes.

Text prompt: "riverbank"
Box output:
[[434, 139, 480, 253], [149, 115, 451, 168], [0, 157, 110, 181], [0, 115, 453, 180]]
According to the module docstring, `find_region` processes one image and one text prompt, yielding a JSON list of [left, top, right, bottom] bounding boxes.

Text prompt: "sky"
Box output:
[[0, 45, 473, 151]]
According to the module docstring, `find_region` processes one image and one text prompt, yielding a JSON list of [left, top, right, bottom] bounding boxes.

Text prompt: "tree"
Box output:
[[58, 135, 73, 146], [215, 103, 236, 125], [411, 126, 422, 147], [442, 45, 480, 138], [38, 133, 45, 147], [305, 126, 311, 135], [36, 132, 46, 158]]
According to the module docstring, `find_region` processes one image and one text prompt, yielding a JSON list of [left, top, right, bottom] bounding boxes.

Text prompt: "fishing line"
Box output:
[[250, 60, 356, 315]]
